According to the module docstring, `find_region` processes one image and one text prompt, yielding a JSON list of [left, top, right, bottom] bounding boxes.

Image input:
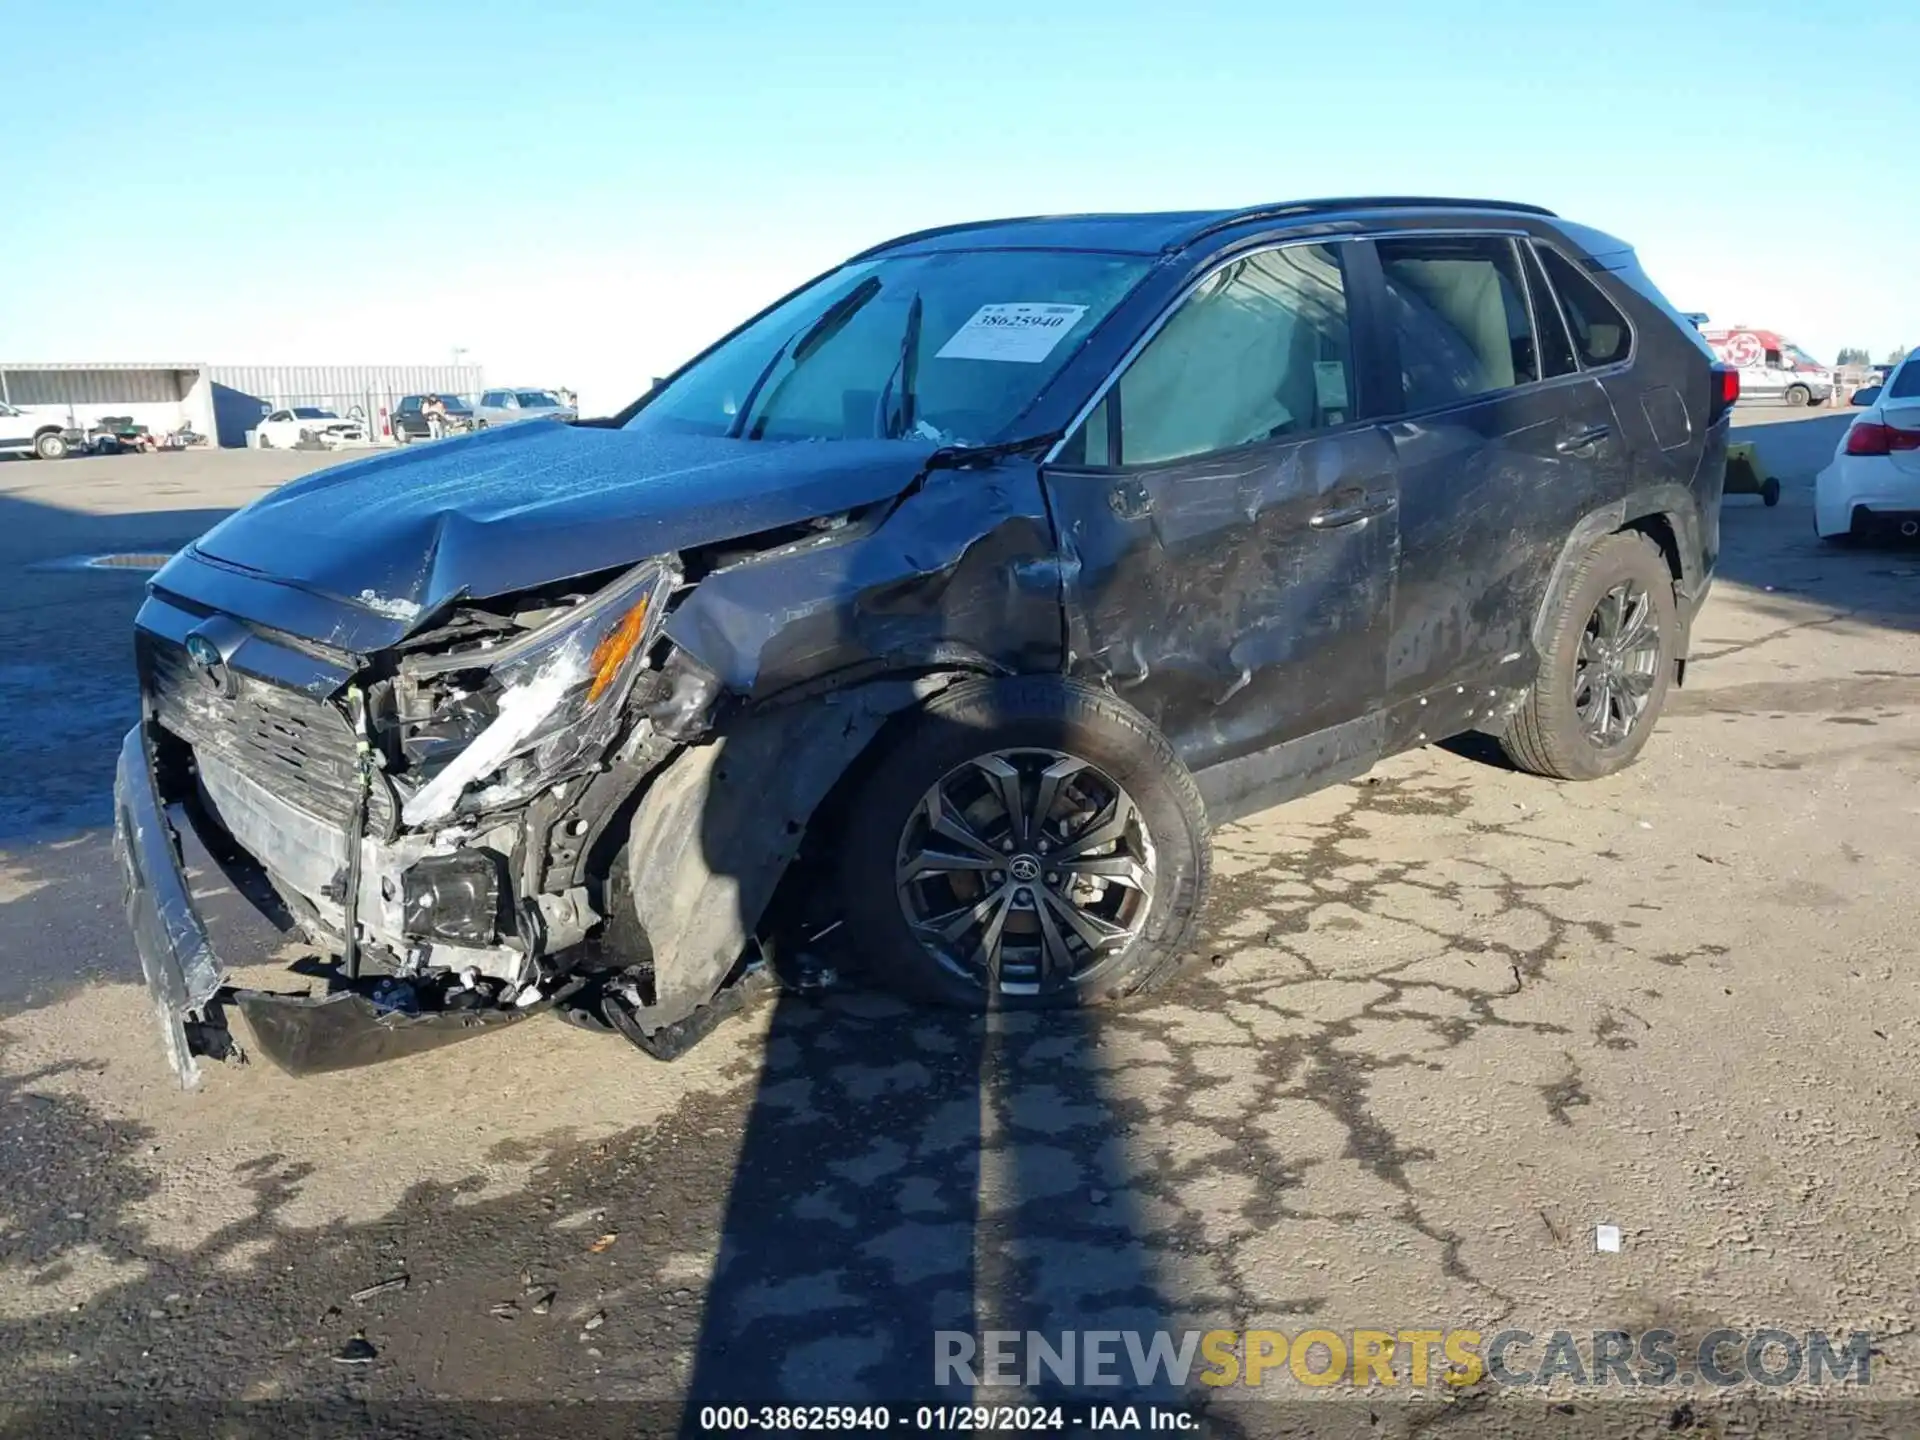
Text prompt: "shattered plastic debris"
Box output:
[[349, 1275, 409, 1303], [530, 1290, 555, 1315], [334, 1334, 378, 1365], [357, 590, 423, 623], [582, 1310, 606, 1332], [1595, 1224, 1622, 1253], [401, 645, 587, 826], [587, 1232, 619, 1254]]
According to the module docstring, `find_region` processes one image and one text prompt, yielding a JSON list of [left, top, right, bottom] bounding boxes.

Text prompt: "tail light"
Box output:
[[1709, 365, 1739, 423], [1845, 422, 1920, 457]]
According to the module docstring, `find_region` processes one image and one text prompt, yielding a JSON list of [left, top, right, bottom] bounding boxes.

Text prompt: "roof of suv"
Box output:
[[859, 197, 1560, 260]]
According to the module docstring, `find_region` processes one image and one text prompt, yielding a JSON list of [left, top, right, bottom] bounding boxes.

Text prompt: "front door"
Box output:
[[1042, 239, 1397, 797], [1374, 233, 1626, 734]]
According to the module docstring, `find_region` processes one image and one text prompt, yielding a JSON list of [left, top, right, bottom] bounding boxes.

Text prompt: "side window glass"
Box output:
[[1536, 246, 1633, 368], [1077, 242, 1352, 467], [1378, 236, 1539, 412], [1522, 244, 1579, 379]]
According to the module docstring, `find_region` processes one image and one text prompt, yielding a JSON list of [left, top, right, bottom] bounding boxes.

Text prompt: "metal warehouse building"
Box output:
[[0, 362, 486, 447]]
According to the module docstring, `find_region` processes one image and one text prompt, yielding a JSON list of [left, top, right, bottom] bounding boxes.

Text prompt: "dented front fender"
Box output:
[[621, 677, 955, 1031]]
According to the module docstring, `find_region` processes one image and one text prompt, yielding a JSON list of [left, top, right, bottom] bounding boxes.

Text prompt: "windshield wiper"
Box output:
[[925, 429, 1064, 470], [874, 291, 923, 440], [729, 275, 883, 440]]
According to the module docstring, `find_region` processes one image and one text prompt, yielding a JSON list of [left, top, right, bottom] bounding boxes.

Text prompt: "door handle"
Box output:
[[1309, 493, 1393, 529], [1555, 423, 1612, 455]]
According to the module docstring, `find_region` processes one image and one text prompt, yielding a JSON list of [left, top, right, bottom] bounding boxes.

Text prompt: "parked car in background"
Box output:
[[391, 394, 476, 443], [1817, 352, 1920, 541], [473, 389, 578, 427], [251, 408, 368, 450], [115, 195, 1731, 1088], [0, 401, 85, 459], [1701, 327, 1834, 405]]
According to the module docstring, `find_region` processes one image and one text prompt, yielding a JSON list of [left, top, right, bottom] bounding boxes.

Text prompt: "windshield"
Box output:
[[291, 407, 335, 420], [515, 390, 561, 407], [626, 250, 1151, 446], [1788, 348, 1824, 370]]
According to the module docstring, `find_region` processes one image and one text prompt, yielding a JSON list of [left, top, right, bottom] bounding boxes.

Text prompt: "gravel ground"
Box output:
[[1, 410, 1916, 1437]]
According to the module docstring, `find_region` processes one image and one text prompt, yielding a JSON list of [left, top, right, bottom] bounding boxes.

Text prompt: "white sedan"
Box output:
[[251, 407, 368, 450], [1816, 355, 1920, 541]]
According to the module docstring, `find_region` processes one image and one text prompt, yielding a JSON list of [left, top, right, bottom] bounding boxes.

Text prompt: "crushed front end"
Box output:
[[115, 550, 728, 1087]]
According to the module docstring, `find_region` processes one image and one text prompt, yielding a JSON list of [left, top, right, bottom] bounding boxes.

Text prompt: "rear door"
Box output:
[[1042, 238, 1397, 780], [1377, 232, 1625, 732]]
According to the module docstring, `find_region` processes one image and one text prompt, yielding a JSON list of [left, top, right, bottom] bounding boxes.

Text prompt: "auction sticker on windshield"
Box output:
[[936, 303, 1089, 363]]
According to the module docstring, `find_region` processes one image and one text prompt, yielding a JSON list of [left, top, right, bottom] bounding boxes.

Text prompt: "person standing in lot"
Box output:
[[424, 393, 448, 441]]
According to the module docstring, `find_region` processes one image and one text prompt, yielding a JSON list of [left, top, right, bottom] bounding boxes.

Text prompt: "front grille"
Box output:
[[146, 637, 384, 828]]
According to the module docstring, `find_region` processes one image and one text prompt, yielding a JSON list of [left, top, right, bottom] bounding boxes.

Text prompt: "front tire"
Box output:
[[1785, 383, 1811, 407], [838, 677, 1211, 1011], [1501, 532, 1677, 781], [1762, 477, 1781, 507], [33, 431, 68, 460]]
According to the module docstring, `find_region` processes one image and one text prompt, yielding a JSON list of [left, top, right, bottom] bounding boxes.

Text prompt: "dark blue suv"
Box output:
[[116, 196, 1730, 1084]]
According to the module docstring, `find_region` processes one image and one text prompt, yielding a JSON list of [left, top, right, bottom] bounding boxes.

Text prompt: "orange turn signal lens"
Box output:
[[586, 597, 651, 703]]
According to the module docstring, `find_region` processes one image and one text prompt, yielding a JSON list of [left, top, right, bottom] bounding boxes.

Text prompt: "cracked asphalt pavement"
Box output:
[[1, 410, 1916, 1436]]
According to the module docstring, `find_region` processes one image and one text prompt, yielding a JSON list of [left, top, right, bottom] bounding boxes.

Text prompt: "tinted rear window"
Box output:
[[1890, 361, 1920, 400]]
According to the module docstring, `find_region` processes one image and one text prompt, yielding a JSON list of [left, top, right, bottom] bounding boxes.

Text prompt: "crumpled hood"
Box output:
[[166, 423, 937, 652]]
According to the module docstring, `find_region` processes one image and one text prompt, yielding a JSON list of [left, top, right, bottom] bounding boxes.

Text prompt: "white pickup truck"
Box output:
[[0, 402, 85, 460]]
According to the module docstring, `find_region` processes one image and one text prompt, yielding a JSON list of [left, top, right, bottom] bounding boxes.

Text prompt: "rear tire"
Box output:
[[1762, 477, 1781, 507], [837, 676, 1211, 1012], [33, 431, 68, 461], [1501, 532, 1677, 781]]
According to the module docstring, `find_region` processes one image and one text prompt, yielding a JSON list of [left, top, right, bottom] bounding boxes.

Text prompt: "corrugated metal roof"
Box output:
[[0, 361, 207, 371]]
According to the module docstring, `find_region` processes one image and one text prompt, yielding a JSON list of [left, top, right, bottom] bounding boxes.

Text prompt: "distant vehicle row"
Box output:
[[393, 389, 576, 443]]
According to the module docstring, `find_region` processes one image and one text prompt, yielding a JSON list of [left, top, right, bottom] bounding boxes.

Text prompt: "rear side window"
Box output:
[[1377, 236, 1539, 412], [1066, 242, 1354, 467], [1536, 246, 1633, 368], [1889, 360, 1920, 400]]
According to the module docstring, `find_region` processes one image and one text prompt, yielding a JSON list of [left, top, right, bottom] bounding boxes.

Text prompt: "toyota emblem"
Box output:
[[184, 631, 236, 700]]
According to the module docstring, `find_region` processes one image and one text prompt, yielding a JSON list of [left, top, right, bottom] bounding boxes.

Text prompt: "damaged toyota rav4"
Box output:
[[115, 197, 1731, 1087]]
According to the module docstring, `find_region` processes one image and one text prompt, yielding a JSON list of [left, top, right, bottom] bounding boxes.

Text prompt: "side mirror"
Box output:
[[1851, 386, 1882, 407]]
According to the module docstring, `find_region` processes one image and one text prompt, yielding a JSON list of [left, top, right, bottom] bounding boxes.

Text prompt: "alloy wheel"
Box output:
[[893, 748, 1156, 998], [1574, 580, 1661, 745]]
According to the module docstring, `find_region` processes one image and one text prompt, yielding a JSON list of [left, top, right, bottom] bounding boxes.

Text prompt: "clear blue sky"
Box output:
[[3, 0, 1911, 408]]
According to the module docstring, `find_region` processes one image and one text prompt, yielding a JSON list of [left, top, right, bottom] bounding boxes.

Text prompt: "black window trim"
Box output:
[[1517, 238, 1580, 381], [1530, 239, 1639, 378], [1042, 234, 1373, 472]]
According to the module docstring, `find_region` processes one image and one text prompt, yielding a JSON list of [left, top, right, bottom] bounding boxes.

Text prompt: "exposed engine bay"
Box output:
[[132, 495, 953, 1082]]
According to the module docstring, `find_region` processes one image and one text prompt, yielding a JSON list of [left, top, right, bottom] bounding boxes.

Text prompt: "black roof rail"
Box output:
[[845, 214, 1069, 261], [1182, 195, 1558, 246]]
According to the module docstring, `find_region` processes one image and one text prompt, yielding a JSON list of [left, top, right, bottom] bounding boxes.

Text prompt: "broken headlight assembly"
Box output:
[[396, 559, 680, 827]]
